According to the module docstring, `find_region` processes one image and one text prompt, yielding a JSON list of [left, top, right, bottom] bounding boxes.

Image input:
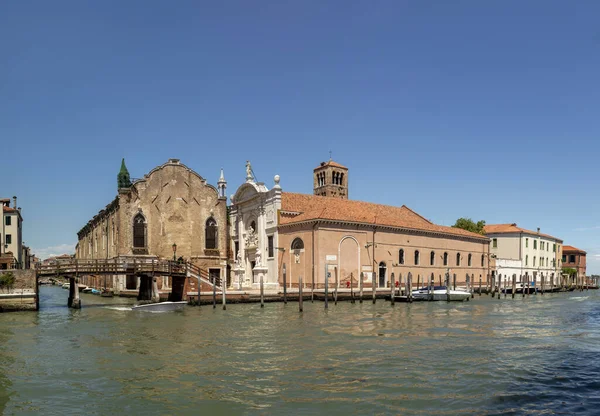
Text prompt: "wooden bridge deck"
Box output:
[[36, 258, 221, 287], [37, 259, 187, 278]]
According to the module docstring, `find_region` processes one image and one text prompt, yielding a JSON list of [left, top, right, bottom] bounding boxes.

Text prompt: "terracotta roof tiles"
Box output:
[[314, 160, 347, 170], [562, 245, 586, 254], [280, 193, 488, 240], [483, 223, 562, 242]]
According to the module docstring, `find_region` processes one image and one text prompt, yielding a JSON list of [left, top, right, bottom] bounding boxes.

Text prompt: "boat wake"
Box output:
[[104, 306, 133, 311]]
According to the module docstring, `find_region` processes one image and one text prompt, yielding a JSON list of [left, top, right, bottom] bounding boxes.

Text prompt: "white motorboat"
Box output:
[[411, 286, 471, 301], [131, 301, 187, 312]]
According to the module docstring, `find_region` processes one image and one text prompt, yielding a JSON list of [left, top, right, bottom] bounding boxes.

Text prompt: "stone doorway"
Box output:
[[378, 262, 386, 288], [169, 276, 185, 301], [137, 275, 152, 300]]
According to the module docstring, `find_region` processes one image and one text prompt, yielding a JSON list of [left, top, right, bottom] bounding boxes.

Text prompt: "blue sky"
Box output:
[[2, 1, 599, 271]]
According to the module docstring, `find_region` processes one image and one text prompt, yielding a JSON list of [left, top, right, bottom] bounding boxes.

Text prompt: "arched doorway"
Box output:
[[378, 261, 386, 288], [339, 236, 360, 289]]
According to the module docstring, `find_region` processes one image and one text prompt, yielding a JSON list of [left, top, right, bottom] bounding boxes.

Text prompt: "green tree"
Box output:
[[0, 272, 15, 293], [562, 267, 577, 277], [452, 218, 486, 235], [117, 158, 132, 189]]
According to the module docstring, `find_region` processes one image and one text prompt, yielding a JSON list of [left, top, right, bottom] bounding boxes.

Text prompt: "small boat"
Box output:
[[61, 283, 70, 289], [82, 287, 93, 293], [100, 289, 114, 297], [131, 301, 187, 312], [91, 289, 101, 295], [411, 286, 471, 301]]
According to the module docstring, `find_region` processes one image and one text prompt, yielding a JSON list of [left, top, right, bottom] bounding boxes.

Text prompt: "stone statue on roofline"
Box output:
[[246, 160, 254, 181]]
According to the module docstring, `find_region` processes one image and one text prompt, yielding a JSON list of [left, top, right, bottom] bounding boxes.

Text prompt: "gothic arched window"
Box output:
[[399, 249, 405, 265], [481, 254, 485, 267], [443, 252, 448, 266], [291, 238, 304, 250], [133, 213, 146, 248], [430, 251, 435, 266], [206, 218, 217, 249], [414, 250, 420, 265], [456, 253, 461, 266], [468, 253, 472, 267]]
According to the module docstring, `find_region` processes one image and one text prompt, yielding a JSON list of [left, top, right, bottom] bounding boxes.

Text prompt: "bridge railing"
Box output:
[[36, 257, 189, 277]]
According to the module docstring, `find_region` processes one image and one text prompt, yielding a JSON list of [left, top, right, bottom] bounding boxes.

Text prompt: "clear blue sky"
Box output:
[[2, 1, 599, 271]]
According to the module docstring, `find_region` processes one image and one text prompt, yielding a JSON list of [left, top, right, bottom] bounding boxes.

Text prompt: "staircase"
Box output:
[[185, 262, 222, 290]]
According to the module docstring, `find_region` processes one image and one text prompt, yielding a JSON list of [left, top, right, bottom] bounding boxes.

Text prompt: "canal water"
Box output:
[[1, 286, 599, 415]]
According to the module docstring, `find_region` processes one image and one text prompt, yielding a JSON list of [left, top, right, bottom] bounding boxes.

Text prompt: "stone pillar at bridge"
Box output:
[[151, 277, 160, 303], [69, 277, 81, 309]]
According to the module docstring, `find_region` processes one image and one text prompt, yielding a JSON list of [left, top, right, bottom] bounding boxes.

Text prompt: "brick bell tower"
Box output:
[[313, 159, 348, 199]]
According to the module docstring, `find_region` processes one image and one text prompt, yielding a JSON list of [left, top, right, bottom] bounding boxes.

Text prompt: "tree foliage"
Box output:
[[117, 158, 132, 189], [452, 218, 486, 235], [0, 272, 15, 293], [562, 267, 577, 277]]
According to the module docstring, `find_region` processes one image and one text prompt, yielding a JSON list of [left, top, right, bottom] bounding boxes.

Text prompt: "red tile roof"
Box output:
[[562, 245, 586, 254], [314, 160, 347, 170], [280, 193, 488, 240], [483, 223, 562, 242]]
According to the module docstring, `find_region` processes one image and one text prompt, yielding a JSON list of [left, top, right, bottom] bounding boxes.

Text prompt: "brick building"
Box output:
[[562, 245, 587, 280], [230, 159, 490, 291], [76, 159, 228, 297]]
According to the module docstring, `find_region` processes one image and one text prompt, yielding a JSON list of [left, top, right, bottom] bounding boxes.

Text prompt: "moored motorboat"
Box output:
[[411, 286, 471, 301], [131, 301, 187, 312], [61, 283, 70, 289], [100, 289, 114, 297], [82, 287, 93, 293]]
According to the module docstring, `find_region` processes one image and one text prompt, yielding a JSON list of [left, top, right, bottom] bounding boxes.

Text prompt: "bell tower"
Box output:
[[313, 159, 348, 199]]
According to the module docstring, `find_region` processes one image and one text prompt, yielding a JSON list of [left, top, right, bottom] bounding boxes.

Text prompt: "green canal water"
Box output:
[[1, 286, 599, 415]]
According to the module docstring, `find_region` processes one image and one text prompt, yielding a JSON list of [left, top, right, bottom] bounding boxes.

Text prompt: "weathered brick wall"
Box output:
[[1, 269, 36, 291], [0, 269, 37, 311]]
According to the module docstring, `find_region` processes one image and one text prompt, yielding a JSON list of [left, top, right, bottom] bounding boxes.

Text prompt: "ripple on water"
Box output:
[[1, 287, 600, 415]]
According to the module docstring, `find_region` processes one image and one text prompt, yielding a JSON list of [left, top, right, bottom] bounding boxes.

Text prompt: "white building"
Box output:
[[229, 162, 281, 290], [484, 223, 563, 286], [1, 197, 23, 269]]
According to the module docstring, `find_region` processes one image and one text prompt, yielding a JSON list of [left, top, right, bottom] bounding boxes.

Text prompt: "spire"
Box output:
[[217, 168, 227, 199], [117, 158, 132, 189]]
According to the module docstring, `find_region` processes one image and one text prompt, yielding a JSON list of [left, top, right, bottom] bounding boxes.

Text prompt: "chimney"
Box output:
[[13, 196, 17, 209], [537, 227, 540, 234]]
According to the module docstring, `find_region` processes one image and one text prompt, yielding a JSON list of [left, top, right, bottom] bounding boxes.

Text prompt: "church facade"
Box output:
[[76, 159, 228, 296], [230, 160, 491, 291]]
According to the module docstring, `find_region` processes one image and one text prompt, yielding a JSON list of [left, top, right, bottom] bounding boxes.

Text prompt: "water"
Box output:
[[1, 287, 600, 415]]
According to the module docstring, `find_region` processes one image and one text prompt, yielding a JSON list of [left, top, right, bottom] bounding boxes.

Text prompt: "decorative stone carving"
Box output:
[[245, 226, 258, 247], [235, 250, 242, 267], [255, 248, 262, 267]]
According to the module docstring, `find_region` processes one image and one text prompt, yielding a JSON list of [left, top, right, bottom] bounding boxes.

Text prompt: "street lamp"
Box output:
[[172, 243, 177, 262]]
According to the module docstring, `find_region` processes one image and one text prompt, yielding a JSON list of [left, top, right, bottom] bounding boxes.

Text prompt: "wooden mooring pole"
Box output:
[[283, 263, 287, 304], [350, 272, 355, 303], [222, 276, 227, 310], [359, 272, 364, 303], [325, 266, 330, 309], [390, 272, 395, 306], [512, 274, 516, 299], [298, 276, 303, 312], [260, 274, 264, 308], [372, 272, 376, 304], [334, 267, 338, 305], [408, 272, 413, 303], [479, 276, 482, 296], [212, 278, 217, 308]]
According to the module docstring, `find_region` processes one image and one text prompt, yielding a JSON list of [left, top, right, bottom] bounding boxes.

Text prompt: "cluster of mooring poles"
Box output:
[[192, 267, 599, 313]]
